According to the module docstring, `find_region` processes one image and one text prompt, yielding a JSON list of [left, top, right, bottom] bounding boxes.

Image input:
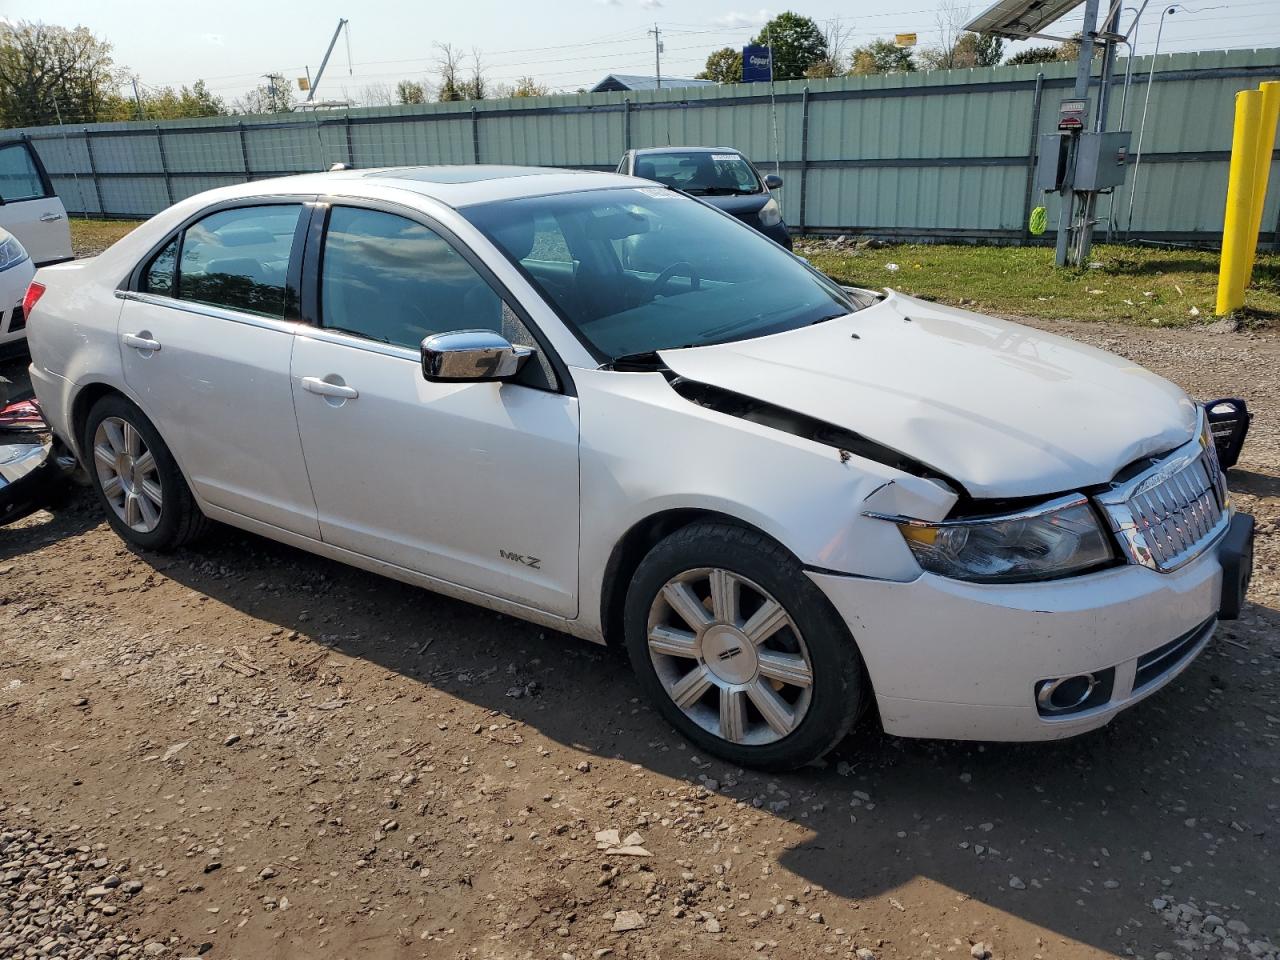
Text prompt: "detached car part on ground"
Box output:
[[24, 165, 1255, 770]]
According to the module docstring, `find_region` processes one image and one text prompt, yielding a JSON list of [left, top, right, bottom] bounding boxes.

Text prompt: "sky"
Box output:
[[3, 0, 1278, 105]]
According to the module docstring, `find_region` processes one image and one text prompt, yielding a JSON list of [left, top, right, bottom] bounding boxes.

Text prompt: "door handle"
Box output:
[[301, 376, 359, 400], [122, 333, 161, 352], [39, 212, 66, 222]]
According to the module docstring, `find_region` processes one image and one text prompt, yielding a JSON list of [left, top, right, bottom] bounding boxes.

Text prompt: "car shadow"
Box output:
[[0, 491, 99, 563], [125, 518, 1280, 958], [1229, 467, 1280, 499]]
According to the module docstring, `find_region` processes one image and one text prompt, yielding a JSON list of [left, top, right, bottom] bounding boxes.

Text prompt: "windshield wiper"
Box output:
[[607, 345, 699, 371], [687, 187, 756, 197]]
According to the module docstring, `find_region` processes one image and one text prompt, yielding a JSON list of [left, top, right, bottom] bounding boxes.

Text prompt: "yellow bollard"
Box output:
[[1244, 81, 1280, 285], [1216, 89, 1263, 316]]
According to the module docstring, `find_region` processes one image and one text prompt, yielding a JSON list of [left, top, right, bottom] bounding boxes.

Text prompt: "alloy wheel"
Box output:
[[646, 567, 813, 746], [93, 416, 163, 533]]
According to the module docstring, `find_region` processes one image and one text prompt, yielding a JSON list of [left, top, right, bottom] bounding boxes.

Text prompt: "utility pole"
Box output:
[[263, 73, 286, 111], [131, 77, 146, 121], [648, 24, 663, 88]]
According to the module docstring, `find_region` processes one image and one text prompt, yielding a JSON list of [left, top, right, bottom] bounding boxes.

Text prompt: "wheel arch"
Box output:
[[69, 380, 200, 498], [70, 380, 126, 456], [599, 508, 790, 649]]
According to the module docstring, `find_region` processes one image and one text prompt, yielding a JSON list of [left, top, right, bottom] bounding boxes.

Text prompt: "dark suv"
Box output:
[[616, 146, 791, 249]]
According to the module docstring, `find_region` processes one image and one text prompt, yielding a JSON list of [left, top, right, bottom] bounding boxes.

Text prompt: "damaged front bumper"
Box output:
[[807, 537, 1233, 742]]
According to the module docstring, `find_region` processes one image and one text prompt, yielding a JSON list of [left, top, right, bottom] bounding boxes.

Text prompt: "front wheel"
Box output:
[[624, 522, 869, 770]]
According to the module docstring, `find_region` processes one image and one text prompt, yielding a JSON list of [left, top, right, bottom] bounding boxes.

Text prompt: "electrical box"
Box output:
[[1035, 133, 1071, 192], [1074, 131, 1131, 191]]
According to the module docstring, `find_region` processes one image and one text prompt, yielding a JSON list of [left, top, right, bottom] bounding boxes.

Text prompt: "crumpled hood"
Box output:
[[659, 291, 1199, 499]]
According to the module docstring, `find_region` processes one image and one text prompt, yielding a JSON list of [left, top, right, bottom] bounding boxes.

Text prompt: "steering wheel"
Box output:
[[653, 261, 701, 298]]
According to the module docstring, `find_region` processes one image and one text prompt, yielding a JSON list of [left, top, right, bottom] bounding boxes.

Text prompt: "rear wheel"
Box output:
[[624, 521, 868, 770], [83, 394, 208, 550]]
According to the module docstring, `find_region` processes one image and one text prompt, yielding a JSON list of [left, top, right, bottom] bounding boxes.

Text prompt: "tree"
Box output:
[[1005, 45, 1061, 66], [233, 74, 293, 114], [0, 20, 122, 127], [915, 0, 1009, 70], [461, 49, 487, 101], [849, 39, 918, 76], [436, 43, 464, 102], [697, 47, 742, 83], [806, 17, 854, 79], [1059, 33, 1104, 62], [751, 11, 828, 81], [127, 80, 227, 120], [950, 31, 1004, 68], [396, 79, 428, 104], [360, 82, 396, 107], [509, 76, 548, 98]]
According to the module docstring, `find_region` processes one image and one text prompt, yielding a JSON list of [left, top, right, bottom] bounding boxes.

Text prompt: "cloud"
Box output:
[[639, 0, 664, 8], [203, 33, 225, 45], [594, 0, 622, 5], [712, 9, 771, 28]]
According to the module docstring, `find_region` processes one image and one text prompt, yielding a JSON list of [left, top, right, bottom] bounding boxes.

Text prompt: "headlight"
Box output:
[[870, 494, 1114, 583], [758, 197, 782, 227], [0, 235, 28, 272]]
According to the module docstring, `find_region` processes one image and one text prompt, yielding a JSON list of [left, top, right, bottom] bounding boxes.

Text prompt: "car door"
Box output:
[[290, 202, 580, 617], [0, 140, 71, 265], [119, 200, 320, 538]]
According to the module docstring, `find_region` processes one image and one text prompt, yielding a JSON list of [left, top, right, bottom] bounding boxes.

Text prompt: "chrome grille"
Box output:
[[1096, 421, 1229, 573]]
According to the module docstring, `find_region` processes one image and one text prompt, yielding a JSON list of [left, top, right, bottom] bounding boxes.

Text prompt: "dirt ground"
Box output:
[[2, 286, 1278, 959]]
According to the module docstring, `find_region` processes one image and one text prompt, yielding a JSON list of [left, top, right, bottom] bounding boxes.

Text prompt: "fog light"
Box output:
[[1034, 668, 1115, 717]]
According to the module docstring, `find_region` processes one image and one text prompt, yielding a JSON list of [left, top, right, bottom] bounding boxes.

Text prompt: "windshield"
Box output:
[[462, 186, 856, 362], [632, 151, 762, 196]]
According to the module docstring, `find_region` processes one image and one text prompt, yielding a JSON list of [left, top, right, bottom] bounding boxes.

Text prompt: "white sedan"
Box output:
[[25, 166, 1253, 769], [0, 226, 36, 352]]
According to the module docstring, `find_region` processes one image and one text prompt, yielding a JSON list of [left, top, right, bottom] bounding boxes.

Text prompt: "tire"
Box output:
[[623, 521, 868, 771], [82, 394, 209, 551]]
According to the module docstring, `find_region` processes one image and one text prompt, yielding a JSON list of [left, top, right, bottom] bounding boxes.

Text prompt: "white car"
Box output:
[[0, 138, 73, 268], [0, 227, 36, 352], [25, 166, 1253, 770]]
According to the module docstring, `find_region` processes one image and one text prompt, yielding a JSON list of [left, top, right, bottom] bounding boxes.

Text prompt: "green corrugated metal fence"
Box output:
[[4, 47, 1279, 245]]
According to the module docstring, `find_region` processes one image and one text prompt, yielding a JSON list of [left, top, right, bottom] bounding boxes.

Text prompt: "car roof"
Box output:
[[632, 146, 744, 156], [202, 165, 644, 210]]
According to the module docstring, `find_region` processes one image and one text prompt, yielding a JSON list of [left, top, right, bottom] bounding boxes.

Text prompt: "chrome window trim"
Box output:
[[862, 492, 1090, 528], [114, 289, 305, 337], [295, 325, 420, 363]]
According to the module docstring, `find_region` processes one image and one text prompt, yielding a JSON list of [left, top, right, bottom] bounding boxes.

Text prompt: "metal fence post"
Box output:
[[623, 98, 632, 151], [798, 86, 811, 235], [471, 107, 481, 165], [82, 128, 103, 218], [345, 114, 355, 166], [237, 121, 251, 182], [155, 124, 174, 206], [1021, 73, 1046, 241]]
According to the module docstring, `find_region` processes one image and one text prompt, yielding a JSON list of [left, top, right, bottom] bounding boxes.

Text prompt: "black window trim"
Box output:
[[0, 137, 56, 203], [299, 194, 575, 398], [121, 194, 315, 326]]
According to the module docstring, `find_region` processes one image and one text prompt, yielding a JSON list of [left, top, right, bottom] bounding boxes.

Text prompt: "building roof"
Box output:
[[590, 74, 717, 92]]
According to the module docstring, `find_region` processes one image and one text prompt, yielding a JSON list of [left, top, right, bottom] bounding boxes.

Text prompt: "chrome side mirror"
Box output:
[[420, 330, 533, 383], [764, 174, 784, 190]]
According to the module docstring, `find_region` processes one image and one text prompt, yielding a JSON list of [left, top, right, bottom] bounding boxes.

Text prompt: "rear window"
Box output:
[[176, 205, 301, 318]]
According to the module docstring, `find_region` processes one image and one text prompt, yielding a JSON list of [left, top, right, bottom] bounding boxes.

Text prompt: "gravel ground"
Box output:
[[1, 304, 1277, 959]]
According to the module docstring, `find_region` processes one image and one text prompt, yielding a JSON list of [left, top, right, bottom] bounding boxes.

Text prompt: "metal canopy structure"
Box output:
[[967, 0, 1132, 267], [963, 0, 1088, 41]]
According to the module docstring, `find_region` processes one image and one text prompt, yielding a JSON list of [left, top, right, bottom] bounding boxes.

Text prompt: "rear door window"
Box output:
[[0, 142, 48, 202], [177, 205, 301, 319]]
